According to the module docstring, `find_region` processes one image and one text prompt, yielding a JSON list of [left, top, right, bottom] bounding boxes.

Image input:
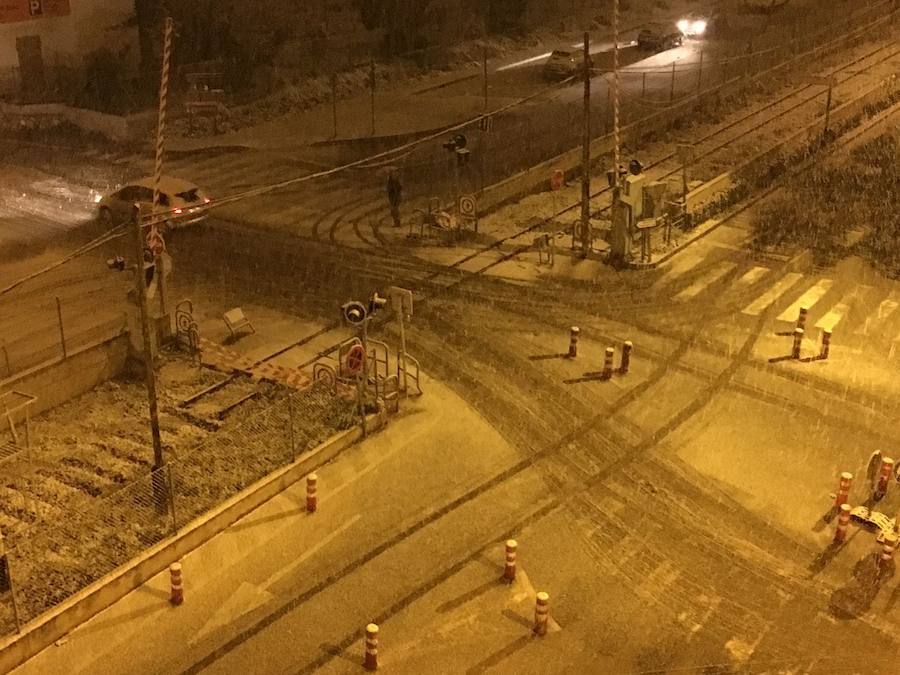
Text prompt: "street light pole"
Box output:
[[131, 206, 166, 508], [580, 32, 591, 258]]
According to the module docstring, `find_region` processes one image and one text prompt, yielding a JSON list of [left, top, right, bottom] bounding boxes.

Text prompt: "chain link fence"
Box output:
[[0, 381, 356, 634]]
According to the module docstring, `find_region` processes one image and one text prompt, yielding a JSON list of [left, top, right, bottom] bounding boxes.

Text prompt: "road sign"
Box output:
[[345, 344, 366, 375], [458, 194, 477, 218], [388, 286, 413, 317]]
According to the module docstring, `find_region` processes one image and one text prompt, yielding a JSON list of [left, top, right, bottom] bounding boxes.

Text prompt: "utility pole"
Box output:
[[131, 206, 167, 510], [331, 72, 338, 138], [580, 32, 591, 258]]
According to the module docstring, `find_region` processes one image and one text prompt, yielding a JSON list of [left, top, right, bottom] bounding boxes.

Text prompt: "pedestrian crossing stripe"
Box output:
[[741, 272, 803, 316], [675, 262, 737, 300], [815, 301, 850, 332], [733, 266, 769, 289], [858, 292, 900, 336], [776, 278, 833, 322]]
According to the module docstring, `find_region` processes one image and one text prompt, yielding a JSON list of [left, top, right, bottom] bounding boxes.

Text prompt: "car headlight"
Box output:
[[677, 19, 690, 34], [692, 20, 707, 35]]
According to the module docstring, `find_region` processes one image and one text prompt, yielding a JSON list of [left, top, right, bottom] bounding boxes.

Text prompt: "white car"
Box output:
[[98, 176, 211, 228]]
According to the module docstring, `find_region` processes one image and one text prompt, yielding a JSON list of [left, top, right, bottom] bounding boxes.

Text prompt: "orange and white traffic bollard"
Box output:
[[875, 458, 895, 500], [533, 591, 550, 636], [364, 623, 379, 671], [791, 327, 804, 359], [602, 347, 614, 380], [820, 329, 831, 360], [307, 473, 318, 513], [834, 503, 851, 544], [503, 539, 517, 583], [835, 472, 853, 508], [169, 562, 183, 606], [620, 340, 633, 375], [880, 533, 898, 572], [797, 306, 808, 332], [568, 326, 580, 358]]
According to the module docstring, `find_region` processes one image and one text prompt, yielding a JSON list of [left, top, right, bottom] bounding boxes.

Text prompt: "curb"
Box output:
[[0, 413, 384, 674]]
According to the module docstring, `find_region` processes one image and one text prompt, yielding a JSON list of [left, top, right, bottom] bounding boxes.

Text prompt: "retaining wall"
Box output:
[[0, 333, 129, 417]]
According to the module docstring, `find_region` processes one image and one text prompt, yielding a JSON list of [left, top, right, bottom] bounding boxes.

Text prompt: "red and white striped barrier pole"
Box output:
[[364, 623, 379, 671], [306, 473, 318, 513], [834, 503, 851, 544], [820, 329, 831, 360], [602, 347, 614, 380], [533, 591, 550, 636], [791, 327, 804, 359], [151, 16, 174, 317], [875, 458, 894, 500], [568, 326, 580, 358], [503, 539, 517, 583], [835, 472, 853, 508], [797, 306, 808, 332], [169, 561, 183, 606], [620, 340, 632, 375]]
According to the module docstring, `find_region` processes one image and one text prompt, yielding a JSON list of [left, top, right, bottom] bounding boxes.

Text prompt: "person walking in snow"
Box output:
[[387, 169, 402, 228]]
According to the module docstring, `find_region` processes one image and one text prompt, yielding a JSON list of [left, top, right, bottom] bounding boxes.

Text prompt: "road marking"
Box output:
[[741, 272, 803, 316], [654, 247, 710, 288], [674, 262, 737, 300], [732, 265, 769, 290], [263, 514, 361, 590], [776, 278, 834, 322], [856, 291, 899, 336], [814, 287, 868, 332]]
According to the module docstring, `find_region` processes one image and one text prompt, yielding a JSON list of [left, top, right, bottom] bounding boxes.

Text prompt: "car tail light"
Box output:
[[174, 208, 183, 215]]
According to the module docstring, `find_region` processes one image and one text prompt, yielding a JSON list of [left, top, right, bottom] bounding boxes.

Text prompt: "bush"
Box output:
[[79, 48, 132, 114]]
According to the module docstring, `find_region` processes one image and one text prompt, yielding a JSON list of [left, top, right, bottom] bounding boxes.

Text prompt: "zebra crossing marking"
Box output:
[[675, 262, 737, 300], [653, 248, 709, 288], [776, 278, 833, 322], [814, 286, 871, 332], [741, 272, 803, 316], [855, 291, 899, 336], [732, 266, 769, 290]]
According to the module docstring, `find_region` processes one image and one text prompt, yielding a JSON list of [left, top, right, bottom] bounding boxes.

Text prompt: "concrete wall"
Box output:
[[0, 411, 384, 674], [0, 0, 136, 70], [0, 333, 128, 417]]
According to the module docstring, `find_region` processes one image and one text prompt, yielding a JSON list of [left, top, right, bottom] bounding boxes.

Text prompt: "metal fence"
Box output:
[[0, 295, 126, 382], [0, 381, 356, 634]]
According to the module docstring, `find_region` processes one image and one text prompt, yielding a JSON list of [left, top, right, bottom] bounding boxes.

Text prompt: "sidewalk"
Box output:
[[12, 373, 543, 675]]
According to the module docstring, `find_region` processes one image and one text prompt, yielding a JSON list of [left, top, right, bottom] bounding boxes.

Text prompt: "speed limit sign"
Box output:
[[458, 194, 477, 218]]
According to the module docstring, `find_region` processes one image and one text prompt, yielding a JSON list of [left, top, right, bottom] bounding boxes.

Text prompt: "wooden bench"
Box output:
[[223, 308, 254, 339]]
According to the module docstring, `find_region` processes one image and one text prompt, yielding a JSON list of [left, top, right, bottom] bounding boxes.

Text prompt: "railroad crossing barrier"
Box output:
[[364, 623, 379, 670], [602, 347, 614, 380], [620, 340, 633, 374], [568, 327, 580, 358], [835, 472, 853, 508], [533, 592, 550, 636], [834, 503, 852, 544], [503, 539, 518, 583], [306, 473, 318, 512], [169, 562, 183, 606]]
